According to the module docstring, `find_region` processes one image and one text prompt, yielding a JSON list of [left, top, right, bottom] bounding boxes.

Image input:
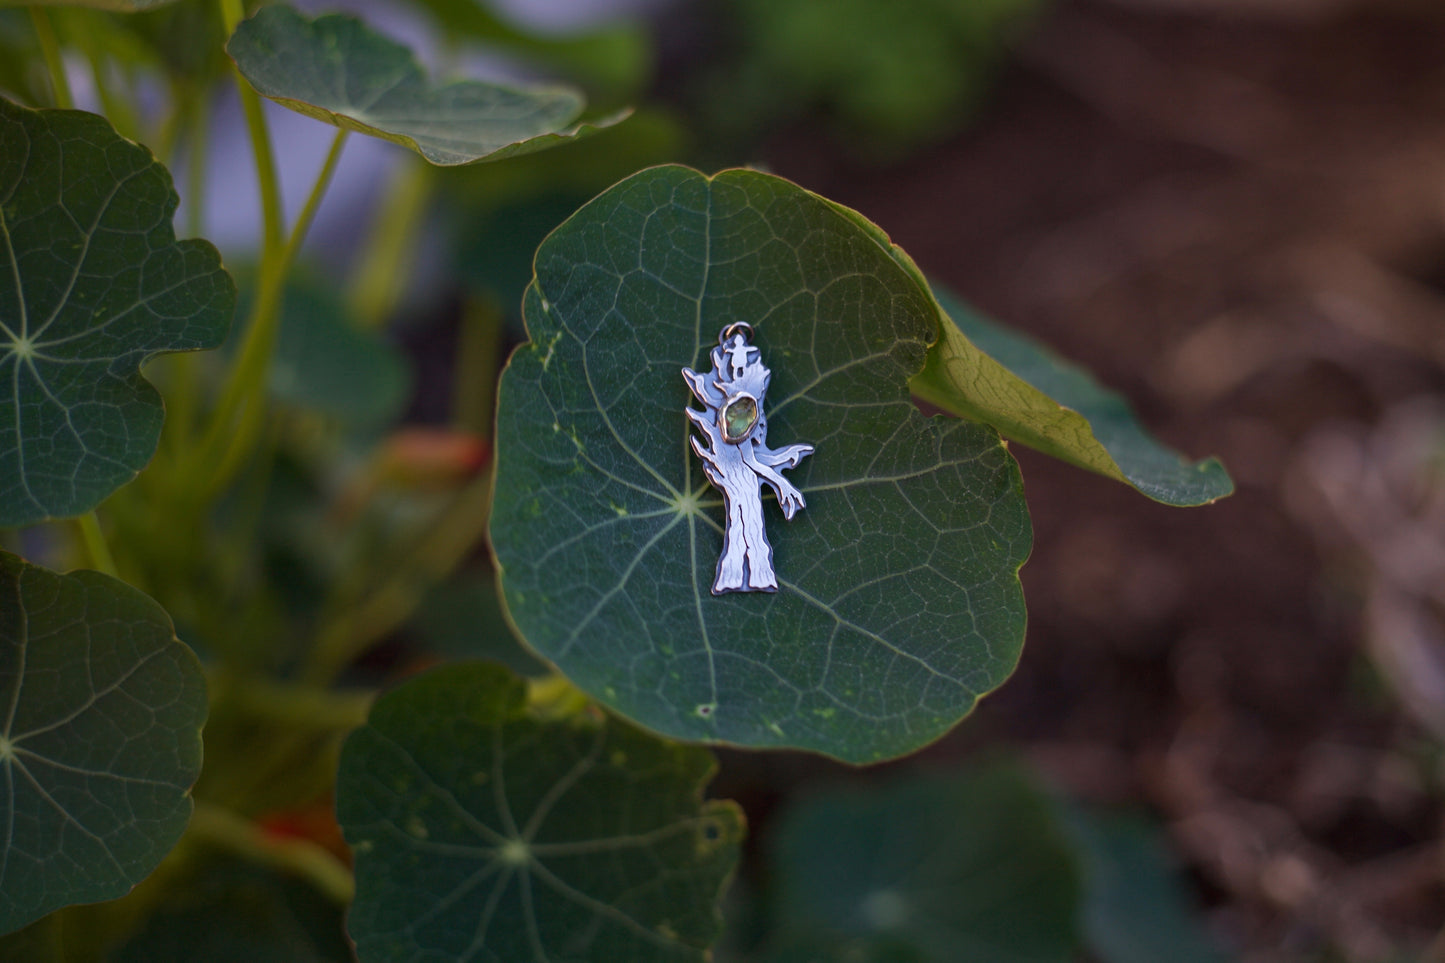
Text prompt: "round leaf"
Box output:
[[765, 762, 1082, 963], [912, 288, 1233, 506], [490, 165, 1031, 763], [226, 5, 627, 167], [0, 551, 208, 935], [336, 662, 742, 963], [0, 97, 235, 528]]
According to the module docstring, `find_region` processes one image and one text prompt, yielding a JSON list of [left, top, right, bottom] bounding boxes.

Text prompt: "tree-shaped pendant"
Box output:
[[683, 323, 814, 594]]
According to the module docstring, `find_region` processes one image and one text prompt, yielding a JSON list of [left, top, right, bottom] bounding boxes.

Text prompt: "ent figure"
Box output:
[[683, 327, 814, 594]]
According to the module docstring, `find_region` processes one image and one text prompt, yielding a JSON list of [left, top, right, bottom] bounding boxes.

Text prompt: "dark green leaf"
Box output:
[[336, 662, 742, 963], [912, 288, 1233, 506], [764, 762, 1082, 963], [0, 551, 207, 935], [491, 165, 1030, 763], [226, 5, 627, 167], [110, 856, 352, 963], [0, 97, 235, 528], [1065, 809, 1228, 963]]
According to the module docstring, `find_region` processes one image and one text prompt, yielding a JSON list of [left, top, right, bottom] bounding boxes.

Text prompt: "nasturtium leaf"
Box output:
[[0, 551, 207, 935], [910, 288, 1233, 506], [763, 762, 1082, 963], [0, 97, 235, 528], [336, 662, 743, 963], [1064, 809, 1226, 963], [111, 856, 353, 963], [226, 5, 627, 167], [491, 165, 1031, 763]]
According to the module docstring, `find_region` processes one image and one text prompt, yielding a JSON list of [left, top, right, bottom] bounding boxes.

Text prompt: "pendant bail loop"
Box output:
[[719, 321, 753, 346]]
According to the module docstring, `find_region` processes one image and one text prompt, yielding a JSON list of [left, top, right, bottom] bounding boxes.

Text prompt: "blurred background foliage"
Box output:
[[4, 0, 1445, 960]]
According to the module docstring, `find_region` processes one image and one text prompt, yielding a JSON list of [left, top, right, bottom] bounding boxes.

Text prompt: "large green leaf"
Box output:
[[0, 551, 207, 935], [491, 165, 1030, 763], [763, 761, 1082, 963], [0, 97, 235, 528], [336, 662, 742, 963], [226, 5, 627, 167], [911, 289, 1232, 506]]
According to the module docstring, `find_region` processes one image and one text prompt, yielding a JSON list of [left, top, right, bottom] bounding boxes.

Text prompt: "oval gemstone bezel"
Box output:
[[719, 392, 759, 443]]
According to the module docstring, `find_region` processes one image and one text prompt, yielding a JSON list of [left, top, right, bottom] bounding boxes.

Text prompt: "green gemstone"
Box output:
[[721, 394, 758, 442]]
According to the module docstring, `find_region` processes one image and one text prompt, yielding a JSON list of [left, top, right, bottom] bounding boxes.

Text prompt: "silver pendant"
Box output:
[[683, 323, 814, 594]]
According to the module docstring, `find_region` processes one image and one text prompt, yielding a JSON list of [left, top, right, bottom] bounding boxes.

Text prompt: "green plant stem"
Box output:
[[187, 802, 355, 905], [184, 83, 211, 240], [222, 675, 375, 731], [349, 156, 434, 329], [198, 128, 349, 495], [29, 7, 72, 110], [77, 38, 141, 143], [281, 129, 349, 266], [220, 0, 282, 253], [302, 470, 495, 685], [76, 512, 118, 578], [454, 296, 505, 435]]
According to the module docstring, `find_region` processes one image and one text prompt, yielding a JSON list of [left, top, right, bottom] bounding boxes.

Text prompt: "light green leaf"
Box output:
[[763, 762, 1082, 963], [336, 662, 742, 963], [0, 97, 235, 528], [0, 551, 207, 935], [911, 288, 1233, 506], [226, 5, 628, 167], [491, 165, 1030, 763]]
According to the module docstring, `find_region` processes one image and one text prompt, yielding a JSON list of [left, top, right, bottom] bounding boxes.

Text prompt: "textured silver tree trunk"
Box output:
[[684, 327, 813, 595]]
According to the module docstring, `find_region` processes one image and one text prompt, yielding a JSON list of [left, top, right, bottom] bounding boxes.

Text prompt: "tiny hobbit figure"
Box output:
[[683, 322, 814, 594]]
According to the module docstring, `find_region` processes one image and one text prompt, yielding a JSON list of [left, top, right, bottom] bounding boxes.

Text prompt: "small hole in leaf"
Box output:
[[695, 703, 716, 718], [702, 821, 720, 841]]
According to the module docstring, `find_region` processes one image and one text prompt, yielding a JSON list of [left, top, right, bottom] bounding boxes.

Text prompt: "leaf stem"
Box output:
[[454, 296, 505, 435], [221, 674, 375, 731], [198, 128, 349, 495], [195, 128, 349, 497], [348, 156, 433, 329], [187, 802, 355, 904], [75, 33, 141, 142], [76, 512, 118, 578], [283, 129, 349, 265], [184, 83, 212, 239], [29, 7, 72, 110]]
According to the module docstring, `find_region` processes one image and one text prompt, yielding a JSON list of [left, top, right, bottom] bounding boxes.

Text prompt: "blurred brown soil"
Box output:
[[746, 1, 1445, 959]]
